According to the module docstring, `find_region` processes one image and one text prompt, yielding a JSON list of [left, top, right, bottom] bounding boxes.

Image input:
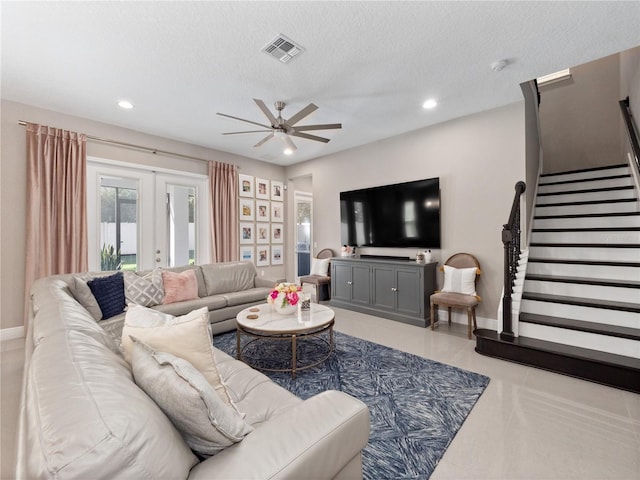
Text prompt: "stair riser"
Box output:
[[527, 262, 640, 281], [538, 177, 634, 194], [540, 166, 630, 184], [524, 280, 639, 304], [518, 322, 640, 359], [533, 216, 640, 229], [530, 230, 640, 244], [520, 299, 640, 329], [535, 202, 638, 216], [529, 246, 640, 262], [537, 189, 636, 205]]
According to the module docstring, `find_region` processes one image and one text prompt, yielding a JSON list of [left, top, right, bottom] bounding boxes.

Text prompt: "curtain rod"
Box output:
[[17, 120, 239, 167]]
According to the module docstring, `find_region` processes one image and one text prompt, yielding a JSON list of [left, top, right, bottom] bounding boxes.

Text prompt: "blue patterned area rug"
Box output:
[[214, 330, 490, 480]]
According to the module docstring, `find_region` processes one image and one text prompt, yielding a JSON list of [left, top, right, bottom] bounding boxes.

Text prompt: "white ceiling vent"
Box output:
[[262, 34, 304, 64]]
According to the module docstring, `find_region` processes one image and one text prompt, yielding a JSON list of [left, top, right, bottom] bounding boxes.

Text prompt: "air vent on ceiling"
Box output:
[[262, 34, 304, 64]]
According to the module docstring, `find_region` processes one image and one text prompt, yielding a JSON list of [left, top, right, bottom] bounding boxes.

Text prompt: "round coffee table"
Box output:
[[236, 303, 335, 378]]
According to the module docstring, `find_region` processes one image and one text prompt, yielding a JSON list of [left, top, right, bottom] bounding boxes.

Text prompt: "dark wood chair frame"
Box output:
[[299, 248, 334, 303]]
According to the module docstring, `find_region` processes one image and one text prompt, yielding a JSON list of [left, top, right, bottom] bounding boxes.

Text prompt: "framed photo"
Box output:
[[256, 223, 270, 244], [239, 198, 254, 221], [255, 178, 270, 200], [240, 222, 254, 244], [270, 202, 283, 222], [239, 246, 254, 263], [271, 180, 284, 201], [271, 223, 283, 244], [256, 246, 270, 267], [239, 174, 254, 198], [256, 200, 270, 221], [271, 245, 283, 265]]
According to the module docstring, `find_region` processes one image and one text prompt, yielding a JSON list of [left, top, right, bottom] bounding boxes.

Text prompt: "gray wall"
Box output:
[[285, 102, 527, 324], [539, 53, 623, 173], [0, 100, 286, 331]]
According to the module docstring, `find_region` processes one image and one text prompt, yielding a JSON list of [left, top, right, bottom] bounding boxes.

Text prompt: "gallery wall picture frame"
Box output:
[[270, 202, 283, 222], [256, 246, 270, 267], [240, 222, 254, 244], [271, 245, 283, 265], [271, 180, 284, 201], [239, 174, 254, 198], [256, 223, 270, 244], [271, 223, 284, 244], [240, 246, 254, 263], [256, 200, 270, 221], [239, 198, 254, 221], [255, 178, 270, 200]]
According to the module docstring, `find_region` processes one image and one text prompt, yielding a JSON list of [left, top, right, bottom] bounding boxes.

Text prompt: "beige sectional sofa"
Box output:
[[16, 263, 370, 479]]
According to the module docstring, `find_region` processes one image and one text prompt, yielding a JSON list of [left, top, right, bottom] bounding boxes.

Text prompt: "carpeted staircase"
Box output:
[[477, 164, 640, 392]]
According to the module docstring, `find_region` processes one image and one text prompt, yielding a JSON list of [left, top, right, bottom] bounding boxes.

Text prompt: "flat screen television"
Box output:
[[340, 177, 441, 249]]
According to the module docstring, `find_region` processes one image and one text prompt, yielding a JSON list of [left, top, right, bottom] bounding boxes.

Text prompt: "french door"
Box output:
[[294, 191, 313, 279], [87, 159, 209, 272]]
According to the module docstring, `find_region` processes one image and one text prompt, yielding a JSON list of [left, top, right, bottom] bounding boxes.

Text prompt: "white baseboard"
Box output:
[[0, 326, 25, 341], [433, 308, 497, 331]]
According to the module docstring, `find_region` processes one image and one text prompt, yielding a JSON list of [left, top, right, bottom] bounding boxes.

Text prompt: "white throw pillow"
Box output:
[[122, 306, 233, 406], [130, 337, 253, 457], [310, 257, 330, 276], [441, 265, 477, 296]]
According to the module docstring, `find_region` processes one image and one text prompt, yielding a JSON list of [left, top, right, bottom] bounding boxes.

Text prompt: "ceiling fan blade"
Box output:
[[254, 133, 274, 148], [216, 112, 271, 129], [281, 134, 297, 151], [253, 99, 278, 126], [293, 123, 342, 132], [286, 103, 318, 126], [290, 131, 331, 143], [222, 130, 273, 135]]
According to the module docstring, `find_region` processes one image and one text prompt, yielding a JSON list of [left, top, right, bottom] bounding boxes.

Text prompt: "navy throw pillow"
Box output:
[[88, 272, 126, 320]]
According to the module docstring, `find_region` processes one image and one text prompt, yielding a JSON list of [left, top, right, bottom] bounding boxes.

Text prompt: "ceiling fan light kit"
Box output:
[[217, 99, 342, 154]]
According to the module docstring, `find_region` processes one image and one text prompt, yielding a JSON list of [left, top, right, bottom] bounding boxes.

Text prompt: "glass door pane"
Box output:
[[295, 192, 312, 277], [99, 176, 138, 271]]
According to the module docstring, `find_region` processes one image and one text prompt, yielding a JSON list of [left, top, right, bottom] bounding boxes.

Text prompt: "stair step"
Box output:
[[530, 230, 640, 244], [537, 189, 636, 205], [537, 175, 633, 193], [521, 292, 640, 313], [525, 274, 640, 288], [529, 244, 640, 262], [524, 277, 640, 304], [475, 329, 640, 393], [534, 212, 640, 220], [533, 215, 640, 228], [534, 199, 638, 216], [527, 258, 640, 268], [520, 313, 640, 340], [539, 164, 630, 184]]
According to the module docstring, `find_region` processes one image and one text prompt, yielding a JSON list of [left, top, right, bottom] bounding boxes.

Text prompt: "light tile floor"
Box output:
[[1, 307, 639, 479]]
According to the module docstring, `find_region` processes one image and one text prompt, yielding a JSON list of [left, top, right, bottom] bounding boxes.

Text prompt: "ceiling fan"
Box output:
[[217, 99, 342, 152]]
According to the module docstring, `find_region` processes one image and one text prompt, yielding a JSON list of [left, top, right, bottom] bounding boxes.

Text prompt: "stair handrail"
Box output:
[[501, 181, 526, 340], [619, 97, 640, 176]]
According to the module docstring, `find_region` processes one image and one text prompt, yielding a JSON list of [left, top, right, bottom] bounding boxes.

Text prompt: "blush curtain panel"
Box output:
[[208, 161, 239, 262], [25, 123, 88, 300]]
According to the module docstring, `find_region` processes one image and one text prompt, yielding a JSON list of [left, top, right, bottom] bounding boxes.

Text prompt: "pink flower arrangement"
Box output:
[[267, 282, 300, 308]]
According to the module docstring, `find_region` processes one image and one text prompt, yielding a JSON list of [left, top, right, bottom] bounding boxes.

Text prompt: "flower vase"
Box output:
[[275, 302, 297, 315]]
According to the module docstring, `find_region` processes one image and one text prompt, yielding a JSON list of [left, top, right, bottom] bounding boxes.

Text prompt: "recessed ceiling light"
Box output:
[[118, 100, 134, 109], [422, 99, 437, 109], [283, 148, 294, 156]]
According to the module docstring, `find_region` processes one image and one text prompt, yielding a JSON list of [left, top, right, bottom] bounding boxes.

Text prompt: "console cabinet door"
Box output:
[[395, 267, 423, 316], [372, 265, 395, 310], [351, 265, 371, 305], [332, 263, 353, 302]]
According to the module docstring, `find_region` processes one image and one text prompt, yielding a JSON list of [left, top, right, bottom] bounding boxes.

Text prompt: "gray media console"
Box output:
[[330, 257, 437, 327]]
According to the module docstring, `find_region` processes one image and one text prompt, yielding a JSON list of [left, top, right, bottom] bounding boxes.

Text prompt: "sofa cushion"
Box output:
[[131, 338, 253, 457], [202, 261, 256, 296], [153, 295, 228, 316], [121, 306, 233, 406], [124, 269, 164, 307], [70, 276, 103, 321], [220, 288, 272, 308], [87, 272, 126, 319], [162, 269, 199, 304]]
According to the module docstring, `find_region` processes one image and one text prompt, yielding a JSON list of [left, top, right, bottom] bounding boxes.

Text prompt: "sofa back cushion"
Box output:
[[201, 261, 257, 296]]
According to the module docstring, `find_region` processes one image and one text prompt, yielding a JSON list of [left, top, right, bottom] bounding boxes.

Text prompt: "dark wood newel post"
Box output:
[[501, 181, 526, 341]]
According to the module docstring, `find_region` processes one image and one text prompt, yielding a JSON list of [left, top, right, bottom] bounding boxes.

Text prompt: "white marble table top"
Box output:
[[236, 303, 335, 334]]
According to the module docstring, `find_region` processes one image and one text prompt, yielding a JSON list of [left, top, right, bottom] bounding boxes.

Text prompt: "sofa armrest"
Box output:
[[255, 276, 286, 288], [188, 390, 369, 480]]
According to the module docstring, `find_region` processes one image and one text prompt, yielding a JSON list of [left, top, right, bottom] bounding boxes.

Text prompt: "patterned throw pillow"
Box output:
[[130, 337, 253, 457], [87, 272, 126, 319], [124, 269, 164, 307]]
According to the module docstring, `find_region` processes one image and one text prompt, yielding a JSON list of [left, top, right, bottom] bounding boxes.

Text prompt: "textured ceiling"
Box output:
[[2, 1, 639, 166]]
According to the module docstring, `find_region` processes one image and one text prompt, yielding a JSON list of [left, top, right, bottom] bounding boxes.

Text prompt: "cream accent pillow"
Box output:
[[130, 337, 253, 457], [442, 265, 477, 296], [70, 276, 103, 321], [310, 257, 330, 276], [122, 306, 232, 406]]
